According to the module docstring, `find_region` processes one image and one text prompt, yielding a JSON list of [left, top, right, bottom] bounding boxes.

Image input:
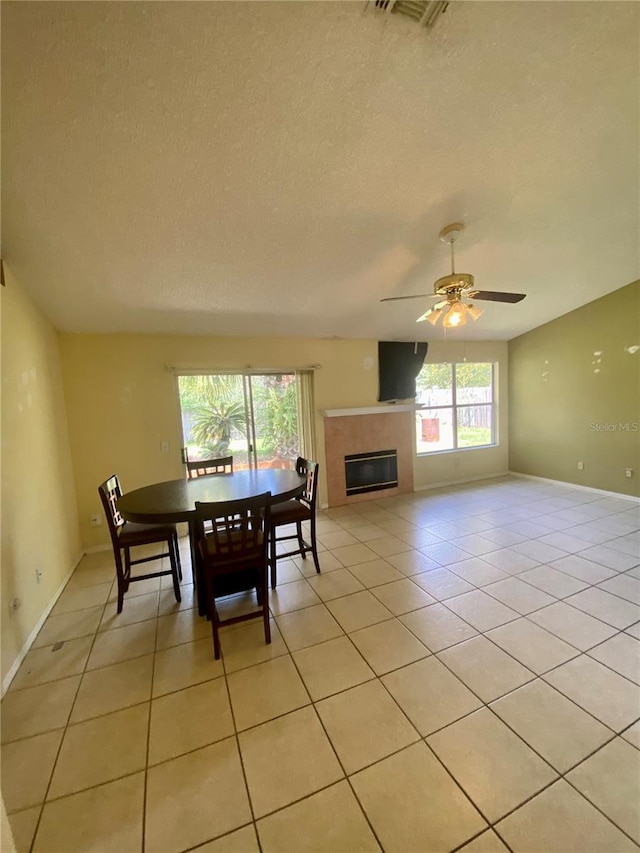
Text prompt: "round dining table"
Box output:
[[117, 468, 306, 614]]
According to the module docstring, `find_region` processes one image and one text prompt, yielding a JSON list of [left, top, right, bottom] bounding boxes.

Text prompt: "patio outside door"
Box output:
[[176, 372, 302, 470]]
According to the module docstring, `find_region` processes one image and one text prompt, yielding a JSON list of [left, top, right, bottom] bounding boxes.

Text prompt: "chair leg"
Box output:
[[309, 519, 321, 574], [116, 548, 129, 613], [169, 536, 182, 604], [116, 566, 125, 614], [173, 534, 183, 580], [270, 529, 278, 590], [262, 577, 271, 645], [263, 604, 271, 645], [212, 607, 221, 659], [190, 519, 209, 618], [203, 571, 221, 659], [296, 521, 306, 559], [123, 548, 132, 594]]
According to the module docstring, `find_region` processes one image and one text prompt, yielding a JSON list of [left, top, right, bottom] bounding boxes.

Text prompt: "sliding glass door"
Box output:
[[177, 372, 305, 470]]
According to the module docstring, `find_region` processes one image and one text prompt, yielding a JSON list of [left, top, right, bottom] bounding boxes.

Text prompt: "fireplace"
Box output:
[[345, 449, 398, 496], [323, 407, 414, 506]]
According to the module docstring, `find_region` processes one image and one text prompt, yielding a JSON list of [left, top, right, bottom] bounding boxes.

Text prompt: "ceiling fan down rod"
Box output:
[[439, 222, 464, 275]]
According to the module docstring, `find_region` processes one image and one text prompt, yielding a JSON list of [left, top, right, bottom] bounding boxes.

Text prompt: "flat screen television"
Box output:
[[378, 341, 428, 402]]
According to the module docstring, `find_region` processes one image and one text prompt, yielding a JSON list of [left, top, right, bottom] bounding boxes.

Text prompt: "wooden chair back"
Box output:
[[195, 492, 270, 568], [195, 491, 272, 658], [186, 455, 234, 479], [295, 457, 319, 513], [98, 474, 125, 546]]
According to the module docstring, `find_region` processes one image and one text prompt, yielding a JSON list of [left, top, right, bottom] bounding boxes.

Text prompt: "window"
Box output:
[[176, 371, 316, 470], [415, 362, 496, 454]]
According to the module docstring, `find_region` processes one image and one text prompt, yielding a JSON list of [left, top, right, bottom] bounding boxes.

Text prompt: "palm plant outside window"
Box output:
[[415, 362, 496, 454]]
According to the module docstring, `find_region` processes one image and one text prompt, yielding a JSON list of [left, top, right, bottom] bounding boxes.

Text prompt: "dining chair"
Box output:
[[185, 454, 234, 479], [269, 457, 320, 589], [195, 491, 272, 659], [98, 474, 182, 613]]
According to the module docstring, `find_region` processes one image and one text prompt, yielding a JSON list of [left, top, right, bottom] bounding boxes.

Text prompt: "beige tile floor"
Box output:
[[3, 476, 640, 852]]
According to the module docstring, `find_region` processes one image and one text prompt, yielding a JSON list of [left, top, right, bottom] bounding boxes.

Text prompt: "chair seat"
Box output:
[[269, 499, 311, 525], [119, 520, 178, 546]]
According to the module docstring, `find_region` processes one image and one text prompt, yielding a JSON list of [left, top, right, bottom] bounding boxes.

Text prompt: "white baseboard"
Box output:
[[413, 470, 511, 493], [1, 550, 85, 698], [508, 471, 640, 504]]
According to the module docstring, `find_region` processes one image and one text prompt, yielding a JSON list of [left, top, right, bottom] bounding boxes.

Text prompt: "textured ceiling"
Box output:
[[2, 1, 638, 341]]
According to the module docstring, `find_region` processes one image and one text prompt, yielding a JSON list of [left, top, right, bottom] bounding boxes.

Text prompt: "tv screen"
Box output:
[[378, 341, 428, 402]]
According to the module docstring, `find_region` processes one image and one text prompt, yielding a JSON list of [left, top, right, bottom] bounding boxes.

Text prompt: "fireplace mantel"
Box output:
[[322, 405, 417, 418]]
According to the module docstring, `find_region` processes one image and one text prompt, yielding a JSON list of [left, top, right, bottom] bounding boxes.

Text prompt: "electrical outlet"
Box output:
[[35, 567, 43, 584], [90, 515, 102, 527], [577, 461, 584, 471], [161, 441, 170, 453], [8, 597, 21, 616], [626, 468, 634, 478]]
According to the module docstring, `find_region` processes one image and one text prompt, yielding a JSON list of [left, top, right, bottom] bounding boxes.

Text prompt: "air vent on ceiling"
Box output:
[[370, 0, 449, 29]]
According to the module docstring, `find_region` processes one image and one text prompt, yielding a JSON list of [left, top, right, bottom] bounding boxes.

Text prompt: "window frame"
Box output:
[[415, 361, 497, 456]]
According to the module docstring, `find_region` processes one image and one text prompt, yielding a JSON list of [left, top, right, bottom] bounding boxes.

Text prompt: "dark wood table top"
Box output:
[[117, 468, 306, 524]]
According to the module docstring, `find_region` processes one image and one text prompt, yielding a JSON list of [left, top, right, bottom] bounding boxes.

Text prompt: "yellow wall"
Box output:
[[509, 280, 640, 497], [1, 271, 82, 685], [59, 333, 509, 549]]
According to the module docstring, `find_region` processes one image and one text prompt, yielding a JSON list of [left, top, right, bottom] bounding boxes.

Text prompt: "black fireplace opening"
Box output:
[[345, 449, 398, 496]]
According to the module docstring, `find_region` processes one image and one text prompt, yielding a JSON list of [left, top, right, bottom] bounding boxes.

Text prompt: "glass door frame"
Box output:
[[174, 369, 302, 472], [243, 373, 257, 469]]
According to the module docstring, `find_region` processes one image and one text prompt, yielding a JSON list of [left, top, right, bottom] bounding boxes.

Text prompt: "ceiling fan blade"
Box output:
[[416, 300, 447, 323], [380, 293, 435, 303], [469, 290, 526, 304]]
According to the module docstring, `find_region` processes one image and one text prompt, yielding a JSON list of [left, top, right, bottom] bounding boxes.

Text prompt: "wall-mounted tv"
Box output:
[[378, 341, 428, 402]]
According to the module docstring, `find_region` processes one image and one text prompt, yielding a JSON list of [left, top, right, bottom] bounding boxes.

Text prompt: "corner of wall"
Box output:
[[1, 267, 82, 684]]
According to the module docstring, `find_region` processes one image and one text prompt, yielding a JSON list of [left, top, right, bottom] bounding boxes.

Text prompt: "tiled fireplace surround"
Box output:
[[323, 408, 414, 507]]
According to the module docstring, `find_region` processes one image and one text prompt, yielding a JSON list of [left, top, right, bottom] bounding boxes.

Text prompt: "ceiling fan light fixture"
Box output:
[[467, 303, 484, 321], [424, 307, 444, 325], [442, 301, 467, 328]]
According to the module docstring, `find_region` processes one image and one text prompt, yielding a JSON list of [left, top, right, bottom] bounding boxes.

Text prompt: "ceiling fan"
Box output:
[[381, 223, 526, 327]]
